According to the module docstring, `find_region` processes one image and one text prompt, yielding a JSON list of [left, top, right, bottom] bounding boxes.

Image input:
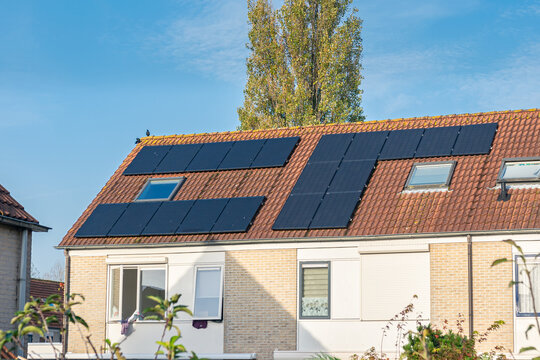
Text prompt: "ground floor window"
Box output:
[[516, 256, 540, 316], [108, 266, 166, 321], [300, 262, 330, 319], [193, 266, 223, 320]]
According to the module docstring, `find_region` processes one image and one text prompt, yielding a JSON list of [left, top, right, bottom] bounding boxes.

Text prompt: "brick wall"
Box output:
[[431, 241, 513, 352], [67, 255, 107, 353], [224, 249, 297, 360], [0, 224, 22, 330]]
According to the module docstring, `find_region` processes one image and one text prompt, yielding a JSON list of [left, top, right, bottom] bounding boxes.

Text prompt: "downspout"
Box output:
[[63, 250, 71, 354], [467, 234, 474, 338], [18, 229, 29, 311]]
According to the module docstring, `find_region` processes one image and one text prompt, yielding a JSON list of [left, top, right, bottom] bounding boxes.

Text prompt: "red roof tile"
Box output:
[[30, 278, 64, 302], [59, 109, 540, 248], [0, 184, 39, 224]]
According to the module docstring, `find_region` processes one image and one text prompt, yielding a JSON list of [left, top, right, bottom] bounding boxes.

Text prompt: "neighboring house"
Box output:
[[59, 109, 540, 359], [0, 184, 49, 333], [28, 278, 64, 343]]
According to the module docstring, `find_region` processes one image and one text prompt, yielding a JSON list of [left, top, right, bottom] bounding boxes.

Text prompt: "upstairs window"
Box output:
[[193, 266, 223, 320], [136, 178, 184, 201], [498, 158, 540, 183], [300, 262, 330, 319], [405, 161, 456, 189], [516, 256, 540, 316]]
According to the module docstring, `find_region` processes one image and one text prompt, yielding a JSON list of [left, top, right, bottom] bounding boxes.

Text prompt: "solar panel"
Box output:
[[176, 198, 229, 234], [452, 123, 497, 156], [218, 139, 266, 170], [309, 192, 361, 229], [154, 144, 202, 174], [272, 194, 323, 230], [343, 131, 388, 161], [251, 137, 299, 168], [291, 161, 340, 195], [141, 200, 195, 235], [108, 202, 162, 236], [308, 133, 354, 163], [327, 160, 376, 193], [415, 126, 460, 158], [378, 129, 424, 160], [185, 142, 234, 172], [123, 145, 172, 175], [75, 203, 129, 237], [211, 196, 265, 233]]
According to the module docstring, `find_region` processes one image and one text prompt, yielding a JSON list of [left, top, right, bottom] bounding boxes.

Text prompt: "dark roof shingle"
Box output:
[[0, 184, 39, 224]]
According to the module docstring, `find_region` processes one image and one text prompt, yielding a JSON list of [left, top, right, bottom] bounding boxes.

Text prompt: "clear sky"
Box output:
[[1, 0, 538, 275]]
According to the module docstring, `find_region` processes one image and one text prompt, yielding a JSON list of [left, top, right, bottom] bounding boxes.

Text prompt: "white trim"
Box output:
[[106, 256, 168, 264], [357, 243, 429, 254], [63, 353, 256, 360]]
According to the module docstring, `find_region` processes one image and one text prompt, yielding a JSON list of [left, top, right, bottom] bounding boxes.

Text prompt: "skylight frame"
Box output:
[[404, 161, 456, 190], [135, 177, 185, 202], [497, 157, 540, 184]]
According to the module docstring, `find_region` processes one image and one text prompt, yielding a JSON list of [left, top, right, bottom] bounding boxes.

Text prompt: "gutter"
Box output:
[[56, 228, 540, 250], [0, 215, 50, 232]]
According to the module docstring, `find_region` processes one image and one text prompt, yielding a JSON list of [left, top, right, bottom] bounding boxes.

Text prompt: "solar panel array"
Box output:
[[273, 123, 497, 230], [75, 196, 265, 237], [124, 137, 299, 175]]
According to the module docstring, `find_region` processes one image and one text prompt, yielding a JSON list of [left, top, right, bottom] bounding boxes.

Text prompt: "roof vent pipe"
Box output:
[[497, 181, 510, 201]]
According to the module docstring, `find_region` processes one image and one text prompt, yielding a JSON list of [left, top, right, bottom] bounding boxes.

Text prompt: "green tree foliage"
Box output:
[[238, 0, 364, 130]]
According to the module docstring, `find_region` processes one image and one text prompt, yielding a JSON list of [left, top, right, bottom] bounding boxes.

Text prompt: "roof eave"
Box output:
[[0, 215, 51, 232]]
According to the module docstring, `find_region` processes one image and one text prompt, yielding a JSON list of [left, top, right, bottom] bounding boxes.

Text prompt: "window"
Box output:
[[405, 161, 456, 189], [516, 256, 540, 316], [498, 158, 540, 183], [136, 178, 184, 201], [300, 262, 330, 319], [193, 266, 223, 320], [108, 266, 166, 321]]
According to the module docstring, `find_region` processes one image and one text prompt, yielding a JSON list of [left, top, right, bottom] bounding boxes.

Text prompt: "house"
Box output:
[[0, 184, 49, 334], [28, 278, 64, 343], [59, 109, 540, 359]]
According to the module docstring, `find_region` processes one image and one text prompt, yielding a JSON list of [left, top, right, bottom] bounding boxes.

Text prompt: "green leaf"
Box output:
[[525, 324, 535, 339], [491, 258, 510, 267], [503, 239, 523, 254], [519, 346, 537, 353], [20, 326, 44, 337]]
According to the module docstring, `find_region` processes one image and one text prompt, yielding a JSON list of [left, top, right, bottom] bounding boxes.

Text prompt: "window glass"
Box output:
[[140, 269, 166, 318], [122, 268, 138, 319], [301, 263, 329, 318], [109, 267, 121, 319], [500, 160, 540, 182], [407, 162, 454, 188], [517, 259, 540, 315], [137, 179, 183, 201], [194, 267, 222, 319]]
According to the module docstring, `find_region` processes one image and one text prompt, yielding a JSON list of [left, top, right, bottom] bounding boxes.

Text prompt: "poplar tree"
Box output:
[[238, 0, 364, 130]]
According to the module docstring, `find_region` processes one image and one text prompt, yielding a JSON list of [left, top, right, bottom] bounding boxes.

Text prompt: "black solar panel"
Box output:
[[211, 196, 265, 233], [141, 200, 195, 235], [219, 139, 266, 170], [378, 129, 424, 160], [309, 192, 361, 229], [452, 123, 497, 156], [343, 131, 388, 161], [75, 203, 129, 237], [185, 142, 234, 172], [308, 133, 354, 163], [154, 144, 202, 174], [327, 160, 376, 193], [123, 145, 172, 175], [251, 137, 299, 168], [415, 126, 460, 158], [108, 202, 162, 236], [272, 194, 323, 230], [176, 198, 228, 234], [291, 161, 340, 195]]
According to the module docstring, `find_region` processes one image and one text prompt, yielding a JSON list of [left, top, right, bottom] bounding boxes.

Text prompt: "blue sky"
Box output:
[[1, 0, 538, 274]]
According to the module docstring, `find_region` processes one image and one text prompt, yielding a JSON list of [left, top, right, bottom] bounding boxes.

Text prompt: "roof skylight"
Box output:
[[405, 161, 456, 189], [136, 178, 184, 201], [498, 158, 540, 183]]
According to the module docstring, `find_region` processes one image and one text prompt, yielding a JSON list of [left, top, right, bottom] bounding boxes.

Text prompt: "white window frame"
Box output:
[[192, 265, 224, 321], [107, 264, 168, 322], [497, 157, 540, 184], [135, 177, 185, 202], [515, 255, 540, 317], [299, 261, 331, 320], [404, 161, 456, 190]]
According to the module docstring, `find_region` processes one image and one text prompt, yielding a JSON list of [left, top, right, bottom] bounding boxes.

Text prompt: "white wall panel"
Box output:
[[361, 252, 430, 320], [331, 261, 361, 319]]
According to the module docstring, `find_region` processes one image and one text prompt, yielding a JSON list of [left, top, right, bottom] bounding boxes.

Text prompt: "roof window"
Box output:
[[405, 161, 456, 189], [497, 158, 540, 183], [136, 178, 184, 201]]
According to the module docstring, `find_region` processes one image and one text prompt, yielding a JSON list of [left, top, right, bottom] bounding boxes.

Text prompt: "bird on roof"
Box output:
[[146, 129, 150, 136], [135, 138, 141, 144]]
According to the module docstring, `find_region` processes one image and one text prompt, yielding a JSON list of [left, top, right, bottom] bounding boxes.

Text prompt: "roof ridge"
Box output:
[[140, 108, 540, 141]]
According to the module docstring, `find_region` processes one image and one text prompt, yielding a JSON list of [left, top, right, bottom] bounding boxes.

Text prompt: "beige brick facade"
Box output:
[[67, 255, 107, 353], [431, 241, 513, 352], [224, 249, 297, 360]]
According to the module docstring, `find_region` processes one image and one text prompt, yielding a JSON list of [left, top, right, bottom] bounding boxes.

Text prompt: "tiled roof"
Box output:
[[0, 184, 39, 224], [30, 278, 64, 301], [60, 109, 540, 248]]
